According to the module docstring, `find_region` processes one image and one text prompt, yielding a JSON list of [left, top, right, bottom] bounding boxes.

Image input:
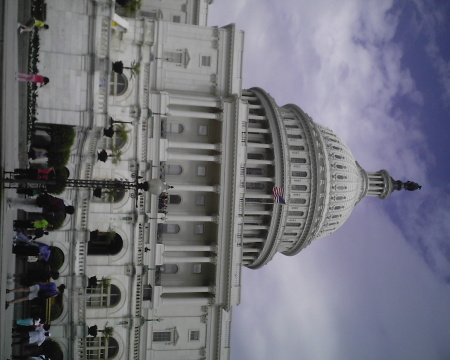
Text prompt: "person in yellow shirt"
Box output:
[[18, 18, 49, 34]]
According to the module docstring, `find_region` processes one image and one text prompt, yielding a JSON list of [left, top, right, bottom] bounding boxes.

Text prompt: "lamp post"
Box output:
[[110, 116, 133, 125], [140, 316, 162, 326], [148, 109, 166, 118]]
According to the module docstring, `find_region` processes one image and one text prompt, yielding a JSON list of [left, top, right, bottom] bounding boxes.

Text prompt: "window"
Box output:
[[198, 125, 208, 135], [189, 330, 200, 341], [286, 222, 301, 227], [88, 231, 123, 255], [285, 124, 299, 129], [109, 72, 128, 96], [194, 224, 204, 234], [246, 182, 265, 190], [196, 195, 205, 206], [246, 167, 264, 175], [201, 55, 211, 67], [292, 185, 307, 191], [87, 283, 121, 308], [197, 166, 206, 176], [193, 264, 202, 274], [288, 211, 304, 217], [166, 164, 182, 175], [143, 285, 152, 301], [290, 198, 306, 204], [291, 158, 306, 164], [290, 145, 305, 151], [86, 337, 119, 359], [172, 15, 181, 23], [167, 123, 184, 134], [287, 134, 302, 139], [160, 224, 180, 234], [153, 331, 172, 342], [161, 264, 178, 274], [247, 153, 264, 160], [163, 51, 183, 64], [141, 11, 158, 20], [169, 195, 182, 204], [292, 171, 307, 177]]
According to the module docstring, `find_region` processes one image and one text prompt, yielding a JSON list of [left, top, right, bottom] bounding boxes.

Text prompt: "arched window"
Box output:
[[168, 194, 182, 204], [292, 185, 307, 191], [87, 283, 121, 308], [167, 123, 184, 134], [166, 164, 182, 175], [109, 73, 128, 96], [290, 198, 306, 204], [86, 336, 119, 359], [292, 171, 307, 177], [88, 231, 123, 255], [161, 264, 178, 274]]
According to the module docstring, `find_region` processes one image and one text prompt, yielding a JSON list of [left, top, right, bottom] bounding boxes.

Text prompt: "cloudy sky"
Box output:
[[209, 1, 450, 359]]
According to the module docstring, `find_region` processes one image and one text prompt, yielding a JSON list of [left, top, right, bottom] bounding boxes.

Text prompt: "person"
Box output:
[[14, 167, 55, 180], [18, 18, 49, 33], [5, 283, 65, 308], [28, 148, 49, 160], [11, 266, 59, 286], [13, 219, 51, 232], [11, 327, 50, 346], [9, 193, 75, 222], [13, 323, 50, 333], [12, 241, 53, 261], [16, 73, 49, 87]]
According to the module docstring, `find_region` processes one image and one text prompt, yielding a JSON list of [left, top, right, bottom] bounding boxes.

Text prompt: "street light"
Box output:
[[110, 116, 133, 125], [140, 316, 162, 326], [148, 109, 166, 118]]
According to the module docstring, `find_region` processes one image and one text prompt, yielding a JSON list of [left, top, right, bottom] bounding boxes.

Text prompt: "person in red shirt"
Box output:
[[16, 73, 49, 87]]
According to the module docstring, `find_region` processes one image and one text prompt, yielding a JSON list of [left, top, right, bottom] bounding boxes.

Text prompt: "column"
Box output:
[[248, 128, 270, 134], [161, 297, 210, 305], [245, 193, 273, 199], [168, 109, 219, 119], [245, 176, 274, 182], [243, 238, 265, 243], [244, 210, 272, 215], [244, 225, 269, 230], [163, 256, 214, 263], [164, 245, 213, 252], [247, 143, 273, 149], [246, 159, 274, 165], [169, 184, 219, 192], [243, 248, 260, 253], [167, 152, 219, 162], [167, 141, 220, 151], [162, 286, 210, 293], [164, 215, 218, 222], [248, 114, 266, 121], [170, 95, 218, 108]]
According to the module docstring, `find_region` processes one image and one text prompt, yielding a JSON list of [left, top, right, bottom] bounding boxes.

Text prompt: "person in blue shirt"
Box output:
[[5, 283, 65, 309]]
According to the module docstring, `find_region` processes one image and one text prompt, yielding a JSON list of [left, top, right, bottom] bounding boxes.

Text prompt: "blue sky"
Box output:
[[209, 1, 450, 359]]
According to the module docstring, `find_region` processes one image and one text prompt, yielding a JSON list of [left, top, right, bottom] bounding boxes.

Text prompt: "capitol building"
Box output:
[[25, 0, 418, 359]]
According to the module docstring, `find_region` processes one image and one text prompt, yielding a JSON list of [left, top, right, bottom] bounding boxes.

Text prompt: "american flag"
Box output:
[[272, 186, 286, 204]]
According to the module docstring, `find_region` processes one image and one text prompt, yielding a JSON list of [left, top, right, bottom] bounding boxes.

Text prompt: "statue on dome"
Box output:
[[393, 180, 422, 191]]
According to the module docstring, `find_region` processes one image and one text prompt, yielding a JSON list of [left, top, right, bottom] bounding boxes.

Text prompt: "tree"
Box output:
[[112, 60, 140, 78]]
